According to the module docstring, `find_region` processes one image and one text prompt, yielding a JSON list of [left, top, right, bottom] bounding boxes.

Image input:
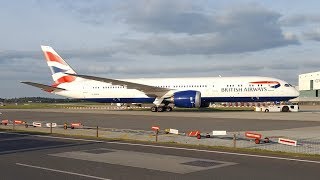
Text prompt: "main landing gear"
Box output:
[[151, 106, 173, 112]]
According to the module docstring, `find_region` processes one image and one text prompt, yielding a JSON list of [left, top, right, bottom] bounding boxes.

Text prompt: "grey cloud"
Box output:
[[0, 48, 115, 64], [82, 62, 298, 77], [120, 1, 291, 36], [118, 4, 299, 54], [280, 14, 320, 26], [303, 30, 320, 41], [59, 49, 115, 61], [119, 31, 298, 55], [51, 1, 299, 54], [118, 0, 213, 34], [51, 0, 116, 25], [0, 51, 41, 64]]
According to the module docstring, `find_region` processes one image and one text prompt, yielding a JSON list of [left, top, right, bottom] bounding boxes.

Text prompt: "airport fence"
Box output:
[[1, 120, 320, 155]]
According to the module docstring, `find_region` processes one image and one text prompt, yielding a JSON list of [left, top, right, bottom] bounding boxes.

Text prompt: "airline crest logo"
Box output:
[[249, 81, 281, 88], [221, 81, 281, 93]]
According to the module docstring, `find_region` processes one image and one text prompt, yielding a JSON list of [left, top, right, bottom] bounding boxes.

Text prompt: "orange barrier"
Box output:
[[187, 130, 201, 137], [151, 126, 160, 131], [245, 131, 262, 139], [13, 120, 26, 125], [245, 131, 270, 144], [70, 122, 83, 129], [1, 119, 9, 125]]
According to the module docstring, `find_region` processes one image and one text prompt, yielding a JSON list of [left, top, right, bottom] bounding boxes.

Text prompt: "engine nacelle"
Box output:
[[172, 90, 201, 108]]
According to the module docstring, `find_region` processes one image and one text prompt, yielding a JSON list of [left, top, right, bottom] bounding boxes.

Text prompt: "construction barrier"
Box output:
[[212, 130, 227, 136], [1, 120, 9, 125], [187, 130, 200, 137], [45, 123, 57, 128], [71, 122, 83, 129], [245, 131, 262, 139], [14, 120, 26, 125], [278, 138, 297, 146], [151, 126, 160, 131], [32, 122, 42, 127], [245, 131, 267, 144], [169, 129, 179, 135]]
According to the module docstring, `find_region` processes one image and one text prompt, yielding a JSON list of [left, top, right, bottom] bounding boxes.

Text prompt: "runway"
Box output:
[[0, 132, 319, 180], [1, 109, 320, 132]]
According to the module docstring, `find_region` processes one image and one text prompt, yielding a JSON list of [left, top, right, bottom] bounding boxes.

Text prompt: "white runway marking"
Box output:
[[16, 163, 111, 180], [3, 132, 320, 164]]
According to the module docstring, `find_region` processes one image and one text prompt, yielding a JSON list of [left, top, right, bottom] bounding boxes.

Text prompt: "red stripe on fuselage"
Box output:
[[250, 81, 279, 84]]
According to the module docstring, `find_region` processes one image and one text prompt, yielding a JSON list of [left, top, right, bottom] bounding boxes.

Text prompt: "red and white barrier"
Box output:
[[245, 132, 262, 139], [278, 138, 297, 146], [32, 122, 42, 127], [71, 122, 83, 129], [45, 123, 57, 128], [1, 119, 9, 125], [188, 130, 201, 137], [151, 126, 160, 131], [14, 120, 25, 125]]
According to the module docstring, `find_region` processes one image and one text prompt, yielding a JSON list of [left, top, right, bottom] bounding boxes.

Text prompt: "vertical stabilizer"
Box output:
[[41, 45, 77, 86]]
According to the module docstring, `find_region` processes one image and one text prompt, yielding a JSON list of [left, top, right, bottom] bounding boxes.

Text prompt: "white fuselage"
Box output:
[[54, 76, 299, 104]]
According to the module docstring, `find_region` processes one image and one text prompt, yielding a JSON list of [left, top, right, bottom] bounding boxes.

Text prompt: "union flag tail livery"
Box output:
[[41, 46, 77, 86]]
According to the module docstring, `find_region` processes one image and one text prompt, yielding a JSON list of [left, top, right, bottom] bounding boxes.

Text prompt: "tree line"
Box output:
[[0, 97, 84, 104]]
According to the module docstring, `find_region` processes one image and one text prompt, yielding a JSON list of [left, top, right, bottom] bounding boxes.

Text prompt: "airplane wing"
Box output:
[[21, 82, 66, 92], [65, 73, 171, 97]]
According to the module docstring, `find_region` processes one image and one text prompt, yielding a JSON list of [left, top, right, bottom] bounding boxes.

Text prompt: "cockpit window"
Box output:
[[284, 84, 292, 87]]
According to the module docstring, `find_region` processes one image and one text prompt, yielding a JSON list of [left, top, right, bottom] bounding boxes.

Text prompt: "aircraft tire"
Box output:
[[157, 106, 164, 112], [165, 106, 173, 112], [281, 106, 289, 112], [265, 109, 269, 112], [151, 106, 158, 112]]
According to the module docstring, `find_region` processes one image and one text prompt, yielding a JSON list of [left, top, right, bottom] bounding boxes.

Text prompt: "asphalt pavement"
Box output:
[[0, 132, 319, 180], [2, 110, 320, 132]]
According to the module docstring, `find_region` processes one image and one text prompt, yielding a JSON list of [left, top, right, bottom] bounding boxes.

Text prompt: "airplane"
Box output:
[[21, 46, 299, 112]]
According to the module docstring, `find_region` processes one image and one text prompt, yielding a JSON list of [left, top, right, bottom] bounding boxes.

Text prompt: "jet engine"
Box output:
[[170, 90, 201, 108]]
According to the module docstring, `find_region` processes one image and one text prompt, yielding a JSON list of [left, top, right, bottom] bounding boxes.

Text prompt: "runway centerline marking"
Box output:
[[3, 131, 320, 164], [16, 163, 111, 180]]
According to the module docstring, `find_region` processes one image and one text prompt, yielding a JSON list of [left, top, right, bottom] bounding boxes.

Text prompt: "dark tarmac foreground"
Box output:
[[0, 132, 319, 180]]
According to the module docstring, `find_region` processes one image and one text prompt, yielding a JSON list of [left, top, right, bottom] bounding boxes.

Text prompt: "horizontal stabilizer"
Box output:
[[21, 82, 66, 92]]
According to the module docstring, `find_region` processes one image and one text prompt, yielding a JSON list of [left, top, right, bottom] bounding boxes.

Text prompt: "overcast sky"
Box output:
[[1, 0, 320, 98]]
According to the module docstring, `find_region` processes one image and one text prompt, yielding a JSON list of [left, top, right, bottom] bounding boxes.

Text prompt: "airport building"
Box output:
[[298, 71, 320, 103]]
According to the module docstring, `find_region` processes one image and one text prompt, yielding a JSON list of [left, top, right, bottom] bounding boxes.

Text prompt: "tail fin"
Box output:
[[41, 45, 77, 86]]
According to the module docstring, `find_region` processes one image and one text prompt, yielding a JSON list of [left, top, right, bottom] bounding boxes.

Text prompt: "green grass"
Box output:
[[0, 103, 65, 109], [0, 102, 254, 112], [0, 102, 112, 109]]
